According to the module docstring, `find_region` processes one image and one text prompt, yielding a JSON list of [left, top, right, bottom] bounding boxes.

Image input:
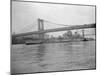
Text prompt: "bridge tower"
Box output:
[[38, 18, 44, 40]]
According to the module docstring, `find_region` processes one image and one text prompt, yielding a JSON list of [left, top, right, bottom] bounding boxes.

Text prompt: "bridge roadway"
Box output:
[[12, 23, 96, 37]]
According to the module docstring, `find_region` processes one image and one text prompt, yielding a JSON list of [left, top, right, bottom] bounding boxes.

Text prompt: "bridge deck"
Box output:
[[12, 24, 96, 37]]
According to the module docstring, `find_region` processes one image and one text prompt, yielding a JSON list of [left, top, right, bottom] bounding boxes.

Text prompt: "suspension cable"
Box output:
[[18, 22, 35, 32], [43, 19, 70, 26]]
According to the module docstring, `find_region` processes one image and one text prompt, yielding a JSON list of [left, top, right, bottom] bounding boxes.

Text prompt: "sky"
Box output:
[[12, 1, 95, 37]]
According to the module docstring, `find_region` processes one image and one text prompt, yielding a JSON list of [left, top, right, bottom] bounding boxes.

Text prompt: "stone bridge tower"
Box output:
[[38, 18, 44, 40]]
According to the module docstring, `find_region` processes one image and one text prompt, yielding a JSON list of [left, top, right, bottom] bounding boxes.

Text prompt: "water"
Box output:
[[11, 41, 96, 74]]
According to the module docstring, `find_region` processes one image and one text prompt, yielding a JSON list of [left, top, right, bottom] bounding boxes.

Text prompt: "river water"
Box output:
[[11, 41, 96, 74]]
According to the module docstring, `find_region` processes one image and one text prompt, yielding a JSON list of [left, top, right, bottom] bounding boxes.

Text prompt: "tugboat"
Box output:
[[82, 38, 88, 41]]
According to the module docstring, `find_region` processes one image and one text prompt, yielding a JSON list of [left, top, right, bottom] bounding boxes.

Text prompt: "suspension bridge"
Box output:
[[12, 18, 96, 44]]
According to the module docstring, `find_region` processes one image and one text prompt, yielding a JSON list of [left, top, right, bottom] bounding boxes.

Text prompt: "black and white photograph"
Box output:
[[11, 0, 96, 74]]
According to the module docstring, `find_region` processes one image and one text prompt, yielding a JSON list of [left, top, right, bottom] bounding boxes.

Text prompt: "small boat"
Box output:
[[82, 38, 94, 41], [82, 38, 88, 41]]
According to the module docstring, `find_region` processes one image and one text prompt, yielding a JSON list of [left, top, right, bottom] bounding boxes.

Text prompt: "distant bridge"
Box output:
[[12, 18, 96, 42], [13, 23, 96, 37]]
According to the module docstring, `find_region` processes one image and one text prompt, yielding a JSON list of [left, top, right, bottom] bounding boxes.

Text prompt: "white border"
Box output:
[[0, 0, 100, 75]]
